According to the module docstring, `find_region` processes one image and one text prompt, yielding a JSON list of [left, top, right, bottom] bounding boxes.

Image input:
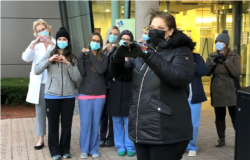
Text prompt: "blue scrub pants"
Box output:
[[187, 100, 202, 152], [112, 116, 136, 153], [78, 95, 106, 155]]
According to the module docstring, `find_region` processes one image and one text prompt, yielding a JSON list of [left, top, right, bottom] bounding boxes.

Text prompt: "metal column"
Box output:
[[59, 0, 70, 31], [111, 1, 120, 26], [232, 1, 243, 55]]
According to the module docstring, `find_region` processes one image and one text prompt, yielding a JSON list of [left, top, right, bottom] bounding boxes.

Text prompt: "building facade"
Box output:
[[1, 1, 250, 87], [1, 1, 62, 78]]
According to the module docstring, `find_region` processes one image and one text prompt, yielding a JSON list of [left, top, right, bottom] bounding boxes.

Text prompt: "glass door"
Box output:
[[159, 1, 235, 97], [241, 1, 250, 87]]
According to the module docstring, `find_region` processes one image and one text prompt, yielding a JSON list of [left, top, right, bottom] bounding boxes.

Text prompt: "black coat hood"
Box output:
[[148, 31, 196, 52], [168, 31, 196, 51]]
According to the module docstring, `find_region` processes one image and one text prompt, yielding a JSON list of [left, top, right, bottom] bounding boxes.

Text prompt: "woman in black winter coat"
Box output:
[[99, 26, 120, 148], [110, 10, 195, 160], [106, 30, 136, 157]]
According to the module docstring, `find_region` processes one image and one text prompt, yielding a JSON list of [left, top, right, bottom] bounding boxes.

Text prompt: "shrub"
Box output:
[[1, 77, 31, 106]]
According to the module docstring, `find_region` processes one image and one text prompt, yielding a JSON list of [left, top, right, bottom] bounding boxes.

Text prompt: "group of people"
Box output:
[[22, 9, 241, 160]]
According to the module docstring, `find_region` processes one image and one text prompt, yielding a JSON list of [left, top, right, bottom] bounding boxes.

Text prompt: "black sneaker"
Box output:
[[99, 140, 106, 147], [105, 141, 114, 147], [216, 138, 225, 148]]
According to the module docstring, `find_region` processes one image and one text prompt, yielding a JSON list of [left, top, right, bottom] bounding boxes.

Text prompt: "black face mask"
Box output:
[[148, 29, 166, 46]]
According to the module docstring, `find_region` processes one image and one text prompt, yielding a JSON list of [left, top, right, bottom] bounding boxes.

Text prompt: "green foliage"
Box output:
[[1, 78, 31, 107]]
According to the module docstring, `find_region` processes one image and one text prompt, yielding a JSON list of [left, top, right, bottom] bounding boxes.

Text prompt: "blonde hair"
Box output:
[[33, 19, 53, 37], [102, 26, 120, 50], [143, 26, 150, 31]]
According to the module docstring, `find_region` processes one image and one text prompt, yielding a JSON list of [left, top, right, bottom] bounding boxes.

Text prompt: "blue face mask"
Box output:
[[90, 41, 101, 50], [38, 30, 49, 37], [215, 42, 224, 51], [119, 40, 125, 46], [108, 34, 117, 43], [57, 41, 68, 49], [142, 34, 150, 41]]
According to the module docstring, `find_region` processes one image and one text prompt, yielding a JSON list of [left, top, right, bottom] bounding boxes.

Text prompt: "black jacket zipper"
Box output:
[[119, 83, 123, 114], [136, 67, 149, 143], [48, 79, 52, 90], [61, 62, 63, 96]]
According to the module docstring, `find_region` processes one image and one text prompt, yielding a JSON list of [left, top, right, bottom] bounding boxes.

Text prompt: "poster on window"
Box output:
[[116, 19, 135, 39]]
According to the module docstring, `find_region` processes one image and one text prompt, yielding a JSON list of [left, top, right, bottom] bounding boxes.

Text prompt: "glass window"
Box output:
[[241, 1, 250, 87], [159, 1, 233, 55], [130, 1, 135, 19], [92, 1, 111, 39], [159, 1, 235, 96], [92, 1, 134, 40]]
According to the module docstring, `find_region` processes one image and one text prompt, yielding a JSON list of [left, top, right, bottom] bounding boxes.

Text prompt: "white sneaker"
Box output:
[[80, 153, 88, 159], [188, 151, 197, 157], [92, 153, 100, 158]]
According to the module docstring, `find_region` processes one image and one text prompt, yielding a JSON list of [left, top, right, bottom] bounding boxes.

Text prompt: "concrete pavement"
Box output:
[[0, 100, 235, 160]]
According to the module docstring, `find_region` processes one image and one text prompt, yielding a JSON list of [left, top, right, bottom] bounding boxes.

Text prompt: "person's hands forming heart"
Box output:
[[49, 54, 59, 63], [82, 48, 90, 55], [58, 55, 70, 65]]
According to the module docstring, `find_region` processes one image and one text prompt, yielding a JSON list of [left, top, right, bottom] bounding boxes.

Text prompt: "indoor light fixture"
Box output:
[[164, 10, 168, 12], [247, 9, 250, 12], [105, 9, 110, 12]]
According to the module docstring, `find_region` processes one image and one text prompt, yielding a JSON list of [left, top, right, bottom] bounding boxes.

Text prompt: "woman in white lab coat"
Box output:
[[22, 19, 55, 150]]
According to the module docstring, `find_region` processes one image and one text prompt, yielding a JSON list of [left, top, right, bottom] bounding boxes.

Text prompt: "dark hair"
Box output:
[[50, 41, 76, 66], [216, 45, 230, 58], [223, 45, 230, 58], [88, 33, 104, 72], [149, 10, 178, 35]]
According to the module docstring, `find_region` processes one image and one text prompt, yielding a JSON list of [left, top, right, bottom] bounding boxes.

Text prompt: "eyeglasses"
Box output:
[[91, 38, 100, 43], [121, 38, 130, 42]]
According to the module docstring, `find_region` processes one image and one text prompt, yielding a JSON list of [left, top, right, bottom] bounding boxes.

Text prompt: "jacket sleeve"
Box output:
[[111, 58, 134, 82], [105, 54, 114, 81], [144, 49, 194, 87], [34, 50, 51, 75], [205, 56, 216, 76], [88, 51, 108, 74], [65, 59, 81, 82], [77, 52, 86, 77], [22, 41, 35, 62], [195, 55, 208, 77], [224, 55, 241, 78]]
